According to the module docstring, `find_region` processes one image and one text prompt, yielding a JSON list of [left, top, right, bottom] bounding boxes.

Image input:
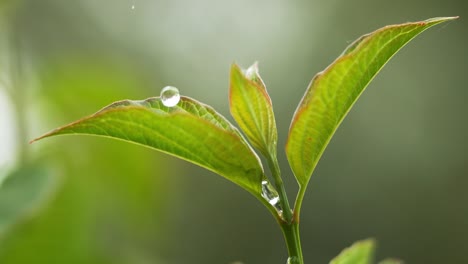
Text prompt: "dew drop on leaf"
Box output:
[[160, 86, 180, 107], [287, 257, 299, 264], [261, 180, 282, 212]]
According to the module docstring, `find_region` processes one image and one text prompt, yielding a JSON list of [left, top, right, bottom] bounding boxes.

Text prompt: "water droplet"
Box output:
[[261, 180, 282, 211], [131, 4, 135, 9], [287, 257, 299, 264], [160, 86, 180, 107]]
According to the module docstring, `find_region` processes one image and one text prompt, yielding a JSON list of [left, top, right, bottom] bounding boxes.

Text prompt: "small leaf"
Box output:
[[286, 17, 457, 189], [229, 63, 278, 157], [31, 96, 265, 196], [330, 239, 376, 264], [0, 163, 57, 238]]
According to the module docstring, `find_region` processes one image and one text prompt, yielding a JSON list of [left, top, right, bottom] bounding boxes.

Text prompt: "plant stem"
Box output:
[[280, 219, 304, 264], [294, 185, 307, 221], [266, 153, 292, 222], [266, 153, 304, 263]]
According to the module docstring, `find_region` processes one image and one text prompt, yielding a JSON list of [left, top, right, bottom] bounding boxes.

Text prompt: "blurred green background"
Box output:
[[0, 0, 466, 263]]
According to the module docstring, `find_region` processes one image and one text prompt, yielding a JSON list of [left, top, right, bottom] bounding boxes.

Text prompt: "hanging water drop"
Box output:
[[131, 4, 135, 9], [261, 180, 282, 211], [286, 257, 299, 264], [160, 86, 180, 107]]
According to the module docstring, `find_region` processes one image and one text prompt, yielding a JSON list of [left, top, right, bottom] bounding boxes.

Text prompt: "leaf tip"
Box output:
[[231, 61, 262, 82], [29, 131, 54, 144], [424, 16, 459, 24], [244, 61, 260, 81], [230, 62, 242, 72]]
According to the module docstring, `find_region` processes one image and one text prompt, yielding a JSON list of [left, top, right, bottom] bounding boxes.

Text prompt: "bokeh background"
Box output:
[[0, 0, 467, 263]]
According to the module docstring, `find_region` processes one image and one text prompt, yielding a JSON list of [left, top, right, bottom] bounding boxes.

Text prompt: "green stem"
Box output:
[[280, 219, 304, 264], [265, 152, 304, 263], [266, 153, 293, 223], [294, 185, 307, 221]]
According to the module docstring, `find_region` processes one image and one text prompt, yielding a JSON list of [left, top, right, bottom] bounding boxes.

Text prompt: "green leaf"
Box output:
[[31, 96, 265, 196], [0, 163, 57, 238], [286, 17, 457, 189], [330, 239, 376, 264], [229, 63, 278, 157]]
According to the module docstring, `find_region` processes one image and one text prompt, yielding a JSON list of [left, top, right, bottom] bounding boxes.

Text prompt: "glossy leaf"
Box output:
[[229, 63, 278, 157], [0, 163, 57, 238], [286, 17, 457, 188], [330, 239, 375, 264], [31, 96, 265, 196]]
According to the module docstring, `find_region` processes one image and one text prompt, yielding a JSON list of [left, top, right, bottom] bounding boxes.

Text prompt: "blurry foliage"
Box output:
[[0, 0, 467, 263], [0, 61, 174, 264], [0, 162, 57, 238], [0, 3, 176, 263]]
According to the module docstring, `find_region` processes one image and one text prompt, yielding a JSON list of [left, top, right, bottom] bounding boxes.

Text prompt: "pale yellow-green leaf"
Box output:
[[229, 63, 278, 157], [330, 239, 376, 264]]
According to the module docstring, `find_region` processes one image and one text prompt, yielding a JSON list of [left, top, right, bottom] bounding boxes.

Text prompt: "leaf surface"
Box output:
[[31, 97, 265, 196], [230, 63, 278, 157], [286, 17, 457, 189], [330, 239, 376, 264]]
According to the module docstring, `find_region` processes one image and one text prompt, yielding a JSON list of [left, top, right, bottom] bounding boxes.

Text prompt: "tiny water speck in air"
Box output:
[[160, 86, 180, 107]]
